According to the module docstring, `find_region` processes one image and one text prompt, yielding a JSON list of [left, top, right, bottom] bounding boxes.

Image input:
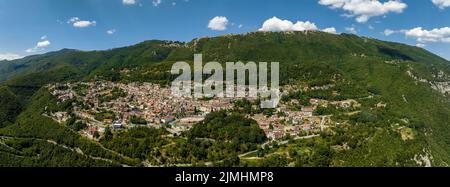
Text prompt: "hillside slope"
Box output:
[[1, 31, 450, 166]]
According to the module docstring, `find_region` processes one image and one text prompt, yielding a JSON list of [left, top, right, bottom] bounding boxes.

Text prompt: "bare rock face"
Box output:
[[407, 69, 450, 96], [431, 82, 450, 95]]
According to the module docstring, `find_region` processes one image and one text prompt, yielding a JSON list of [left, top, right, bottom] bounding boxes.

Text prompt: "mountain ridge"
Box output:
[[2, 30, 448, 65]]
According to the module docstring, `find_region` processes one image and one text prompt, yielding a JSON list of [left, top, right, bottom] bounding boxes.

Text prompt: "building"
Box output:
[[112, 122, 123, 130], [301, 106, 315, 117], [162, 116, 176, 124], [301, 123, 312, 131]]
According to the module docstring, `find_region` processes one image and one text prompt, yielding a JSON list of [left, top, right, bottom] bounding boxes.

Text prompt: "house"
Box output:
[[266, 131, 284, 140], [289, 126, 300, 136], [162, 116, 176, 124], [199, 106, 212, 113], [309, 98, 320, 105], [258, 121, 270, 129], [277, 106, 288, 113], [97, 126, 106, 133], [301, 106, 315, 117], [103, 118, 113, 124], [112, 122, 123, 130], [273, 131, 284, 140], [179, 117, 204, 124], [291, 116, 303, 125], [332, 99, 360, 109], [273, 124, 284, 131], [87, 126, 98, 136], [376, 102, 387, 108], [301, 123, 312, 131], [264, 129, 272, 137], [53, 112, 69, 123]]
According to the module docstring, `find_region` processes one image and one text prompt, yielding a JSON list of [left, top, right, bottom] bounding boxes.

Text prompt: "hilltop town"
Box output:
[[43, 81, 365, 143]]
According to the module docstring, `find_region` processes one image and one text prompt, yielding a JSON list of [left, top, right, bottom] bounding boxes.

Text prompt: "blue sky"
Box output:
[[1, 0, 450, 60]]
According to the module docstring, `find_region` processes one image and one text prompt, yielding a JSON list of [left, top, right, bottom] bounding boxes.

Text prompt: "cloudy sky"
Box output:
[[1, 0, 450, 60]]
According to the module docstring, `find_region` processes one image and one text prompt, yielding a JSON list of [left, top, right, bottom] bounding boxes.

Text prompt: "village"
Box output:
[[45, 81, 359, 142]]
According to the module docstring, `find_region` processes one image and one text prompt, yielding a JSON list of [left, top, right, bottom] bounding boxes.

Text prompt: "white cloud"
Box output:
[[67, 17, 96, 28], [258, 17, 319, 32], [208, 16, 229, 31], [345, 27, 357, 34], [107, 29, 116, 35], [384, 29, 395, 36], [152, 0, 162, 6], [73, 20, 96, 28], [323, 27, 337, 34], [67, 17, 80, 24], [405, 27, 450, 43], [292, 21, 318, 31], [259, 17, 338, 34], [386, 27, 450, 47], [416, 43, 426, 48], [259, 17, 295, 32], [383, 28, 408, 36], [432, 0, 450, 9], [238, 24, 243, 29], [318, 0, 407, 23], [26, 39, 51, 53], [37, 40, 51, 48], [123, 0, 137, 5], [0, 53, 23, 61]]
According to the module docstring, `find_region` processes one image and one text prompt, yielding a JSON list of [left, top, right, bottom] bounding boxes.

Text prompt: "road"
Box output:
[[74, 111, 103, 125], [0, 135, 131, 166], [146, 134, 321, 167], [316, 115, 332, 131], [238, 134, 320, 158]]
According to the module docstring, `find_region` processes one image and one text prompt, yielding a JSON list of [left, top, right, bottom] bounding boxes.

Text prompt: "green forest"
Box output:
[[1, 31, 450, 166]]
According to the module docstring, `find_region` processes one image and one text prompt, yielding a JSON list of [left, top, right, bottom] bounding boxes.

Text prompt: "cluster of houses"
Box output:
[[47, 81, 237, 139], [47, 81, 362, 141], [251, 104, 324, 140], [251, 96, 363, 140]]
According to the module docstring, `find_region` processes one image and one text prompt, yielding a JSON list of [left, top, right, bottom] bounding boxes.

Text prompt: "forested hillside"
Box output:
[[1, 31, 450, 166]]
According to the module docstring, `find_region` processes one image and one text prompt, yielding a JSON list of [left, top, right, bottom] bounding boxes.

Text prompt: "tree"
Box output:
[[93, 131, 100, 139], [104, 126, 113, 141], [73, 121, 87, 131], [259, 155, 288, 167]]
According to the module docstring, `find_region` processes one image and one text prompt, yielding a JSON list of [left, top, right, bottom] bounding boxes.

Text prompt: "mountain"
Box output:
[[1, 31, 450, 166]]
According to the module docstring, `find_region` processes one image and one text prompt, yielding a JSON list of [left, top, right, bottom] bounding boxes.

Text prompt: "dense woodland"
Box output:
[[1, 31, 450, 166]]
